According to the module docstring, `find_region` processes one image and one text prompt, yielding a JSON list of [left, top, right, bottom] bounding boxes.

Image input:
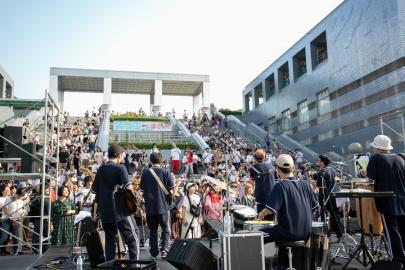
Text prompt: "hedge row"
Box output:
[[110, 142, 197, 150], [218, 108, 243, 116], [110, 116, 169, 122]]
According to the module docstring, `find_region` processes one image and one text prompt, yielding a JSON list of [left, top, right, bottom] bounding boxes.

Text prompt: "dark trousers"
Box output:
[[102, 216, 140, 261], [320, 198, 343, 238], [32, 219, 49, 254], [384, 214, 405, 260], [146, 212, 170, 257]]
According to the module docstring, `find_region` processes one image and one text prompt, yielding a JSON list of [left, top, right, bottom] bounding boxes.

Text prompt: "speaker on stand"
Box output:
[[21, 142, 43, 173]]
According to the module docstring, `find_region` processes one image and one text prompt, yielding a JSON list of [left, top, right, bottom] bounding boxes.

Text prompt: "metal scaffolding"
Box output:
[[379, 109, 405, 152], [0, 89, 60, 255]]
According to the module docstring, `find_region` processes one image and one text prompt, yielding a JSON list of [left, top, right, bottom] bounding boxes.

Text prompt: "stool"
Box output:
[[277, 241, 306, 270]]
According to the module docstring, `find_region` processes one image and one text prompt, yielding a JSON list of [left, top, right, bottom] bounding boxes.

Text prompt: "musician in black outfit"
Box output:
[[367, 135, 405, 262], [140, 152, 174, 259], [249, 149, 276, 214], [91, 144, 139, 261], [315, 154, 343, 239]]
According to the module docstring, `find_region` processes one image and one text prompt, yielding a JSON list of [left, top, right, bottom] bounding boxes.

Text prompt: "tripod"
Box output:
[[332, 201, 357, 260]]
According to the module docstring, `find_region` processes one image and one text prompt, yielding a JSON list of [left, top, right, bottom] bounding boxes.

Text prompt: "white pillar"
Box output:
[[49, 75, 63, 111], [103, 77, 112, 105], [152, 79, 162, 116], [0, 76, 5, 99], [193, 93, 202, 114], [201, 82, 210, 115]]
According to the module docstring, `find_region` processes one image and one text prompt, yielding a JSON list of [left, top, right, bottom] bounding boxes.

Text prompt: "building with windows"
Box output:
[[0, 64, 14, 99], [242, 0, 405, 155]]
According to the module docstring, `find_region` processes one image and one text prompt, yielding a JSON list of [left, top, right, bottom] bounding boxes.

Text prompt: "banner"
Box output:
[[113, 121, 172, 132]]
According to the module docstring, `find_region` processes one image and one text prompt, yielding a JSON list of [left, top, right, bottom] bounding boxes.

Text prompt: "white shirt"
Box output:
[[171, 148, 181, 160], [78, 187, 95, 213], [202, 152, 213, 164], [0, 196, 7, 219], [88, 134, 96, 143], [4, 197, 26, 220], [246, 154, 254, 163]]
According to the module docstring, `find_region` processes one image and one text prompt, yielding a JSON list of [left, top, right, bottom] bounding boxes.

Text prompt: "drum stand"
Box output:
[[342, 197, 375, 269], [332, 202, 357, 260]]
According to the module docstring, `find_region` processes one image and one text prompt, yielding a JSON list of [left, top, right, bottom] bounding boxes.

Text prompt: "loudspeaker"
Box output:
[[21, 143, 43, 173], [3, 126, 29, 158], [166, 239, 218, 270], [203, 219, 221, 240]]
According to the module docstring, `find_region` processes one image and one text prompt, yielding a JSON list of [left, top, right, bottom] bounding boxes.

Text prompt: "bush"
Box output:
[[219, 108, 243, 116], [110, 142, 198, 150]]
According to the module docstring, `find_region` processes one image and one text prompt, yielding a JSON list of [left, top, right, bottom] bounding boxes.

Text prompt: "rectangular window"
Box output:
[[268, 116, 277, 134], [265, 74, 275, 100], [254, 83, 263, 106], [281, 109, 291, 131], [293, 48, 307, 81], [298, 100, 309, 124], [278, 62, 290, 91], [311, 31, 328, 69], [317, 89, 330, 116]]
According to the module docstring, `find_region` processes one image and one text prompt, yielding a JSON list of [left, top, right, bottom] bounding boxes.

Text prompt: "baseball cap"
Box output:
[[275, 154, 294, 169]]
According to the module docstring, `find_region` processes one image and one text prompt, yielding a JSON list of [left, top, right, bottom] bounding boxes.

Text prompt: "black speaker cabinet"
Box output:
[[21, 143, 43, 173], [166, 239, 218, 270], [220, 232, 265, 270], [3, 126, 29, 158]]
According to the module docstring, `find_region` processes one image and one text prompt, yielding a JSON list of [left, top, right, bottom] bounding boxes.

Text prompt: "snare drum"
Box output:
[[243, 220, 275, 231]]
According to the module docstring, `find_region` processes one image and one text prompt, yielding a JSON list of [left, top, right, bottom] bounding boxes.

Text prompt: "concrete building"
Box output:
[[0, 64, 14, 99], [49, 67, 210, 116], [242, 0, 405, 154]]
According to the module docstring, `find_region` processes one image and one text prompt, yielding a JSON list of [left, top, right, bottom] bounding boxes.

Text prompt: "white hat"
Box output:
[[370, 135, 393, 151]]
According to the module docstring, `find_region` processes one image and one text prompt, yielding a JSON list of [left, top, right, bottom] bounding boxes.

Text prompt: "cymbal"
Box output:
[[332, 161, 347, 166]]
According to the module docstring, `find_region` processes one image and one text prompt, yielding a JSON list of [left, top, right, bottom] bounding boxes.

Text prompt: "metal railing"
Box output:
[[379, 110, 405, 151], [0, 89, 60, 255]]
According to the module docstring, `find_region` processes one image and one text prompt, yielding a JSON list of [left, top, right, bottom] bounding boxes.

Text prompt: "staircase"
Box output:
[[212, 106, 344, 163]]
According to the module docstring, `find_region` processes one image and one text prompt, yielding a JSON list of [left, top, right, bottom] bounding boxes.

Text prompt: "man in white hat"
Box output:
[[367, 134, 405, 262]]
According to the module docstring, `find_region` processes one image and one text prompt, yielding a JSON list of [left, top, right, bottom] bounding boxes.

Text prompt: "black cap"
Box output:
[[318, 154, 331, 166], [108, 144, 123, 158]]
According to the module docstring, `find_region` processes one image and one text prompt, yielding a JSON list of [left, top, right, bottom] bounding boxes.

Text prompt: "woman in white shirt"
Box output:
[[178, 183, 202, 238]]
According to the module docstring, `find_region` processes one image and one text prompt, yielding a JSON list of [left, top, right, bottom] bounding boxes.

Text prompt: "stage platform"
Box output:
[[0, 241, 373, 270]]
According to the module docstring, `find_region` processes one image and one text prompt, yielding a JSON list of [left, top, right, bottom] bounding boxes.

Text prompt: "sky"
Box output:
[[0, 0, 343, 116]]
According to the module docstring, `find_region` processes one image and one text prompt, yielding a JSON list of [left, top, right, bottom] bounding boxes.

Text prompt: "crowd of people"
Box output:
[[1, 108, 404, 268]]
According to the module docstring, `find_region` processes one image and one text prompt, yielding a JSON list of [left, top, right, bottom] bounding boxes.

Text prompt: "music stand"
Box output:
[[331, 191, 394, 269]]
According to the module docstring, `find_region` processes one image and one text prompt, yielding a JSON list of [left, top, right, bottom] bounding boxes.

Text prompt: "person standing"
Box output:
[[367, 135, 405, 262], [315, 154, 344, 239], [140, 152, 174, 259], [178, 183, 202, 239], [249, 149, 276, 214], [170, 143, 181, 174], [91, 145, 139, 261]]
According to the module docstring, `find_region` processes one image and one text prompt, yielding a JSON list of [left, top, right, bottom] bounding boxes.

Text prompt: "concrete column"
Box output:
[[152, 79, 162, 116], [49, 75, 63, 111], [103, 77, 112, 105], [0, 76, 5, 99], [193, 93, 202, 114], [201, 82, 210, 115], [251, 89, 256, 110]]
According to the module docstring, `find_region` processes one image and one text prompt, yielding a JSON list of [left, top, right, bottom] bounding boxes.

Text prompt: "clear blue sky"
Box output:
[[0, 0, 343, 115]]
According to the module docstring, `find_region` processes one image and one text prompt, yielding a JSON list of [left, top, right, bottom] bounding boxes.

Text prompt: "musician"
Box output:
[[258, 154, 319, 243], [140, 152, 174, 259], [367, 135, 405, 262], [249, 149, 275, 214], [91, 144, 139, 261], [78, 176, 95, 213], [315, 154, 343, 239]]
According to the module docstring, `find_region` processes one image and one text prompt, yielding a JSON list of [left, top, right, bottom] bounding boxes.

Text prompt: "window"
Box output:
[[265, 74, 275, 100], [268, 116, 277, 134], [317, 89, 330, 116], [311, 32, 328, 69], [298, 100, 309, 124], [254, 83, 264, 106], [278, 62, 290, 91], [281, 109, 291, 131], [293, 48, 307, 81], [245, 92, 253, 112]]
